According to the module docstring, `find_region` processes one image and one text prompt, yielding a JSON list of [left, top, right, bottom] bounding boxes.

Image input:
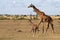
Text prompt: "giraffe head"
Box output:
[[28, 4, 35, 8]]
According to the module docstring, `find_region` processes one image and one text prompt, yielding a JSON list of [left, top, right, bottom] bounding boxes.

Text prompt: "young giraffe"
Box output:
[[28, 4, 54, 33], [28, 19, 40, 34]]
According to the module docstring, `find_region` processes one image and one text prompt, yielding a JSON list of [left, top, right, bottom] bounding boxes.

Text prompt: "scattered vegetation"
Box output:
[[0, 14, 60, 20], [0, 14, 39, 20]]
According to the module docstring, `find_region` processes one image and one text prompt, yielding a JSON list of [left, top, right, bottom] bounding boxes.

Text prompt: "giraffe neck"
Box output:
[[29, 20, 36, 26], [32, 6, 45, 17]]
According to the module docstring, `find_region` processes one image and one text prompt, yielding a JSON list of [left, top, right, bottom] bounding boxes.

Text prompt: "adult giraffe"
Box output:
[[28, 4, 54, 33]]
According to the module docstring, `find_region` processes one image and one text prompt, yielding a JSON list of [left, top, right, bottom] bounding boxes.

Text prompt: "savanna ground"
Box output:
[[0, 19, 60, 40]]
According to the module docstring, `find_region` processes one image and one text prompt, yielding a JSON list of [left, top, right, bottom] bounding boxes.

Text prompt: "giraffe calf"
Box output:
[[28, 19, 40, 34], [31, 25, 40, 33]]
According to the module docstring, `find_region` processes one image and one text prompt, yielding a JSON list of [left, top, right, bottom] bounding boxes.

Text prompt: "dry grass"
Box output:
[[0, 20, 60, 40]]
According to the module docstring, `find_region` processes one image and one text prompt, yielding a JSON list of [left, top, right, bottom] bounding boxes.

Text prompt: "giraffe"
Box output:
[[28, 4, 54, 33], [28, 19, 40, 37], [28, 19, 40, 33]]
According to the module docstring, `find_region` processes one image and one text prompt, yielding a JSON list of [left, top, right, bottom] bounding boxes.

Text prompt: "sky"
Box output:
[[0, 0, 60, 15]]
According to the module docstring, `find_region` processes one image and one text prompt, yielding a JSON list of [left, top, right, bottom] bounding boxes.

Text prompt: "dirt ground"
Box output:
[[0, 20, 60, 40]]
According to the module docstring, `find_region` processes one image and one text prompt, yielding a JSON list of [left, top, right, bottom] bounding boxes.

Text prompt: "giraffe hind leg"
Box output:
[[46, 22, 49, 33], [50, 23, 55, 33], [42, 21, 45, 33]]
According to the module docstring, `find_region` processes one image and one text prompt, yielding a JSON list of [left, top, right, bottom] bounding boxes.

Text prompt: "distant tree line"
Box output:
[[0, 14, 39, 20]]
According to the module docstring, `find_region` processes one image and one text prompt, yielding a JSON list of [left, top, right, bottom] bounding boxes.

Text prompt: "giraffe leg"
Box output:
[[37, 27, 40, 33], [32, 29, 35, 37], [33, 29, 35, 37], [42, 22, 44, 33], [35, 28, 36, 34], [46, 22, 49, 32], [31, 28, 34, 33], [32, 29, 34, 33], [35, 26, 39, 33], [42, 26, 44, 33], [50, 23, 55, 33]]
